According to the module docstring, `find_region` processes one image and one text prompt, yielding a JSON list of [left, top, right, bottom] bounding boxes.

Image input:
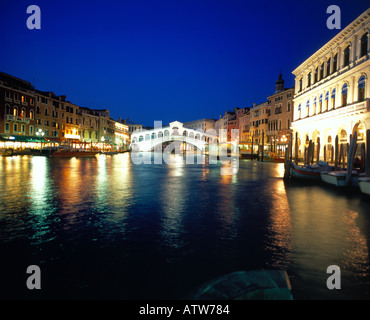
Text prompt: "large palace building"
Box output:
[[291, 8, 370, 160]]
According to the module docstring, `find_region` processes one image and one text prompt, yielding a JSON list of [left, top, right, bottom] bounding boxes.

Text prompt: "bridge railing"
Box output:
[[133, 136, 215, 144]]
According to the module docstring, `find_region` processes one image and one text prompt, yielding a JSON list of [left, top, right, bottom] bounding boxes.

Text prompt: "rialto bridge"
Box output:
[[130, 121, 219, 152]]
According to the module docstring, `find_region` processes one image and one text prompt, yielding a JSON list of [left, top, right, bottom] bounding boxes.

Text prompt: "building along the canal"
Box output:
[[291, 8, 370, 162]]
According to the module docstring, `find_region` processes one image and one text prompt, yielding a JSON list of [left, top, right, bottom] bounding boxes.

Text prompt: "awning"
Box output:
[[1, 135, 48, 143], [46, 138, 63, 142]]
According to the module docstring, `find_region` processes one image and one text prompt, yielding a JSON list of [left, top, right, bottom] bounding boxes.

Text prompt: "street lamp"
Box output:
[[36, 129, 45, 150], [36, 129, 45, 136]]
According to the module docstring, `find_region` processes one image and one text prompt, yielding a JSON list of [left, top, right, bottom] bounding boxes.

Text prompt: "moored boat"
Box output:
[[0, 149, 13, 156], [289, 161, 333, 180], [51, 150, 99, 158], [358, 177, 370, 195], [320, 170, 363, 187]]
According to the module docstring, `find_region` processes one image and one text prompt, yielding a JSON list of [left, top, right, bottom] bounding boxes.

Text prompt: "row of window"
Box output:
[[297, 75, 366, 118], [268, 119, 291, 131], [4, 105, 34, 119], [4, 105, 93, 127], [4, 91, 35, 105], [298, 33, 368, 93], [252, 119, 268, 127], [268, 92, 292, 105], [3, 122, 99, 139], [3, 124, 60, 137]]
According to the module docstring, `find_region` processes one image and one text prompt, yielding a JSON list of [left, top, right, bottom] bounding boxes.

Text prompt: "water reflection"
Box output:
[[265, 175, 293, 269], [28, 156, 58, 244], [159, 155, 187, 252], [285, 182, 370, 299], [342, 210, 369, 278], [1, 156, 370, 299], [103, 154, 133, 232]]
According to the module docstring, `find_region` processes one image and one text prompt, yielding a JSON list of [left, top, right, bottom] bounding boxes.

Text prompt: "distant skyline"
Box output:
[[0, 0, 368, 126]]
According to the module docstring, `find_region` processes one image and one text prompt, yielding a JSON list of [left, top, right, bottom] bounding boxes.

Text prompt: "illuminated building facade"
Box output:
[[0, 71, 132, 151], [35, 90, 66, 141], [266, 73, 294, 154], [291, 9, 370, 160], [114, 120, 129, 150], [0, 72, 36, 137], [250, 102, 269, 146], [183, 118, 216, 132]]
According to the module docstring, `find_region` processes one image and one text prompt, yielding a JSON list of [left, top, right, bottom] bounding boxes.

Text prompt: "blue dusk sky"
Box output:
[[0, 0, 368, 126]]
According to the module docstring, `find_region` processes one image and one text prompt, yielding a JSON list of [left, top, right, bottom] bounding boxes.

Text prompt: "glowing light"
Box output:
[[65, 134, 80, 139]]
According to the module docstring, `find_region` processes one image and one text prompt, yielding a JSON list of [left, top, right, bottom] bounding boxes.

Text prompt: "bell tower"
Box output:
[[275, 71, 285, 93]]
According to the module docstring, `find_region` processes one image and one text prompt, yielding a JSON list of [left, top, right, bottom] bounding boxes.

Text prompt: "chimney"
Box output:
[[119, 117, 121, 123]]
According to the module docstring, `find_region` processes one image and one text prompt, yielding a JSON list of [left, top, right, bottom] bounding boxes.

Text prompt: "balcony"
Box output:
[[266, 130, 278, 136], [6, 114, 30, 124]]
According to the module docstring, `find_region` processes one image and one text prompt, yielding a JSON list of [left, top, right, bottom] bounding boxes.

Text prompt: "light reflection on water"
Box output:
[[0, 154, 370, 299]]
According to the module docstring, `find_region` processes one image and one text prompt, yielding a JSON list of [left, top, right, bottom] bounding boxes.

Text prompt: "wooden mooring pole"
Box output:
[[294, 132, 298, 165], [251, 135, 254, 161], [261, 132, 264, 162], [316, 137, 320, 163], [345, 131, 358, 186], [284, 140, 291, 180], [366, 129, 370, 177], [334, 135, 339, 171]]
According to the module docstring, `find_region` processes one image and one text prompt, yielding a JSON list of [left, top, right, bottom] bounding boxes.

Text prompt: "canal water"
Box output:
[[1, 153, 370, 300]]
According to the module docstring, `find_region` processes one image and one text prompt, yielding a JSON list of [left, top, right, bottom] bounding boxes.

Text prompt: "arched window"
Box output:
[[145, 134, 150, 140], [358, 75, 366, 102], [306, 100, 310, 116], [314, 67, 318, 83], [30, 110, 34, 120], [172, 127, 179, 135], [326, 58, 331, 76], [139, 135, 143, 142], [325, 91, 329, 111], [189, 132, 194, 139], [319, 94, 323, 113], [320, 63, 324, 80], [343, 45, 350, 67], [21, 108, 26, 118], [158, 131, 163, 138], [13, 107, 18, 117], [164, 130, 169, 136], [313, 96, 317, 114], [183, 130, 187, 137], [341, 83, 348, 106], [331, 88, 336, 109], [307, 72, 312, 87], [5, 104, 10, 114], [298, 104, 301, 119], [151, 132, 156, 139], [360, 33, 368, 58], [299, 78, 303, 92], [333, 53, 338, 73], [44, 108, 48, 116]]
